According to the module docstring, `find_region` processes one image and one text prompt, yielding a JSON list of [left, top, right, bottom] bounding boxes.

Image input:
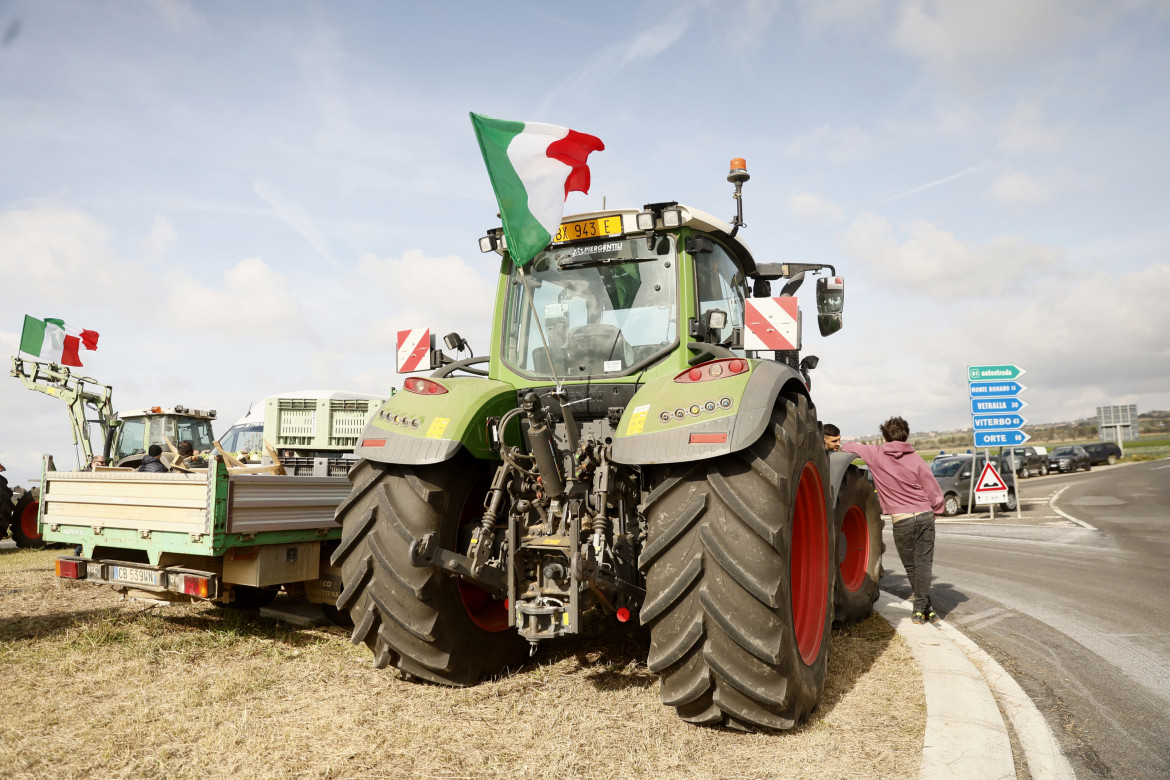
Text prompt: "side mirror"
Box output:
[[816, 275, 845, 336], [960, 470, 971, 478]]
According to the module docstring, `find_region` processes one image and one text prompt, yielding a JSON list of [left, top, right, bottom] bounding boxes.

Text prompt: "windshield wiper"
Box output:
[[557, 255, 652, 270]]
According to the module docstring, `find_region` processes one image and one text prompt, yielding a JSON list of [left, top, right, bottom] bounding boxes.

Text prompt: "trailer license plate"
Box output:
[[109, 565, 162, 587], [554, 215, 623, 243]]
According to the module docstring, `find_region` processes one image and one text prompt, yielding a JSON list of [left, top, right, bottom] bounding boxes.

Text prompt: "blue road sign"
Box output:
[[974, 430, 1031, 447], [969, 380, 1027, 398], [972, 397, 1027, 414], [972, 413, 1028, 431]]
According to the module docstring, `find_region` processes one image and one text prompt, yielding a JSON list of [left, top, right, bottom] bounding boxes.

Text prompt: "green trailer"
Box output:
[[42, 455, 349, 609]]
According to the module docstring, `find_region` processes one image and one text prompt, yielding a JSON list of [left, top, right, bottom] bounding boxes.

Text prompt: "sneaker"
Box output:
[[911, 612, 926, 625], [927, 610, 941, 625]]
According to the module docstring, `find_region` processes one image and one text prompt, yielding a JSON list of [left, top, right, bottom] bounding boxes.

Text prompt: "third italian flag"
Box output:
[[470, 112, 604, 267]]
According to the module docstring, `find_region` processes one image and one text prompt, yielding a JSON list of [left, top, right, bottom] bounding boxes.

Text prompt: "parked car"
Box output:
[[999, 446, 1049, 478], [930, 454, 1018, 516], [1083, 442, 1122, 466], [1048, 445, 1091, 473]]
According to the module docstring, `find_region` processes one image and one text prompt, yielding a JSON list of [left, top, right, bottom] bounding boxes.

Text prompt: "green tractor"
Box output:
[[332, 161, 883, 730]]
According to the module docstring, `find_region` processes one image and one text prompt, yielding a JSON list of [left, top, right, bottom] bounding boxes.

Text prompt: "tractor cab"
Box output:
[[111, 406, 216, 467]]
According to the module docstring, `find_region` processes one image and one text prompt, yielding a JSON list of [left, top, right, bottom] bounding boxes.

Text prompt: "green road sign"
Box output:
[[968, 364, 1026, 382]]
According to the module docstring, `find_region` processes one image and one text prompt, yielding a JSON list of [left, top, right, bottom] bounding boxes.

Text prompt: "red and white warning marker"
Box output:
[[973, 462, 1008, 505], [396, 328, 433, 373], [744, 297, 800, 351]]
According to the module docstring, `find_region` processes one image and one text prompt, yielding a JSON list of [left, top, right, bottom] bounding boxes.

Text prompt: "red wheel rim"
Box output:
[[20, 500, 40, 542], [456, 476, 509, 633], [790, 463, 828, 665], [840, 504, 868, 592]]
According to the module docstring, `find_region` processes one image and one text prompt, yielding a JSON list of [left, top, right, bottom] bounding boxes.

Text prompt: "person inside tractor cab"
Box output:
[[175, 440, 208, 469], [138, 444, 167, 473]]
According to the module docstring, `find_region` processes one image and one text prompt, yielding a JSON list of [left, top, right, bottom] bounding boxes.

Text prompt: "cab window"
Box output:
[[694, 241, 746, 348], [114, 418, 147, 459]]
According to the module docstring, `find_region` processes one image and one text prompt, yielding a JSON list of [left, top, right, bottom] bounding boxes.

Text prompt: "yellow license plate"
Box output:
[[554, 215, 623, 243]]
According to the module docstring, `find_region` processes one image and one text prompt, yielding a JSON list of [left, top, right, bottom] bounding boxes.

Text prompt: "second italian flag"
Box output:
[[19, 316, 100, 368]]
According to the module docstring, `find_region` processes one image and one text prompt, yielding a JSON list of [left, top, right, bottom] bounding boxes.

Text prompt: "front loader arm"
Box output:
[[10, 356, 116, 463]]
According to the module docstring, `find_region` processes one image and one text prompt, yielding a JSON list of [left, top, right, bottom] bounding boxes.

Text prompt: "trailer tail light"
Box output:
[[674, 358, 748, 383], [689, 433, 728, 444], [55, 558, 84, 579], [616, 607, 631, 623], [175, 573, 211, 598], [402, 377, 449, 395]]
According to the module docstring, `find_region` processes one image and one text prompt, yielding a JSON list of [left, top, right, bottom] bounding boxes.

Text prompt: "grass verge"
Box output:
[[1, 548, 925, 779]]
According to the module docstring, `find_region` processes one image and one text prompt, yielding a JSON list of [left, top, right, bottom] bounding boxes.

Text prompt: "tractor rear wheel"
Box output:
[[331, 456, 527, 686], [11, 494, 46, 549], [639, 392, 834, 730], [832, 465, 885, 625]]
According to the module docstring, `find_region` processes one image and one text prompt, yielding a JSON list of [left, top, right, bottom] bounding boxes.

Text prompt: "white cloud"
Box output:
[[890, 0, 1097, 81], [143, 215, 177, 261], [787, 125, 871, 162], [166, 257, 310, 336], [349, 250, 498, 353], [795, 0, 888, 29], [0, 202, 130, 303], [998, 101, 1064, 154], [988, 171, 1049, 208], [789, 192, 846, 225], [841, 211, 1061, 299]]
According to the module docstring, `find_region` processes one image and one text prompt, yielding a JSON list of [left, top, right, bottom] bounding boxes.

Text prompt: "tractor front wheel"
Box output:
[[331, 456, 526, 686], [640, 392, 834, 731], [832, 465, 885, 625]]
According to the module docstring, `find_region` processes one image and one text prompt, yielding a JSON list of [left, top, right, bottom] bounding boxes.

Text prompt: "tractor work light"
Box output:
[[662, 207, 683, 228], [635, 210, 654, 231], [403, 377, 449, 395], [673, 358, 748, 384], [479, 235, 495, 253]]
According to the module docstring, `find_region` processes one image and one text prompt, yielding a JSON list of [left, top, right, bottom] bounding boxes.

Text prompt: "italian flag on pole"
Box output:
[[19, 316, 100, 368], [470, 112, 604, 266]]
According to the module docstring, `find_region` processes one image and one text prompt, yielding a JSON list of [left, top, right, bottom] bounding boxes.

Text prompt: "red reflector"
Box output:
[[362, 438, 387, 448], [688, 368, 702, 382], [728, 359, 745, 374], [55, 559, 83, 579], [690, 433, 728, 444], [616, 607, 631, 623]]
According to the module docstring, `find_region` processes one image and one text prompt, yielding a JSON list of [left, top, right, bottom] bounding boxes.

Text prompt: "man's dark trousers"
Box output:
[[892, 511, 935, 614]]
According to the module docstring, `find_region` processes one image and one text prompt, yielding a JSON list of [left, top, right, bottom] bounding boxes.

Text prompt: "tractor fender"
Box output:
[[610, 359, 808, 465], [828, 450, 862, 508], [352, 377, 515, 465]]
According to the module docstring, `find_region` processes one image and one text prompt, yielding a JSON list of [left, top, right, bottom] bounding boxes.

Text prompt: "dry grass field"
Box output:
[[0, 547, 924, 780]]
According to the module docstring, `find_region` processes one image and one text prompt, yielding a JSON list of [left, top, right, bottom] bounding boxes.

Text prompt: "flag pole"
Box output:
[[516, 263, 564, 393]]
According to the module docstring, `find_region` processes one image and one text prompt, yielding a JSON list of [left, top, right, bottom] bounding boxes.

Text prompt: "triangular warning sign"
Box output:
[[974, 462, 1007, 492]]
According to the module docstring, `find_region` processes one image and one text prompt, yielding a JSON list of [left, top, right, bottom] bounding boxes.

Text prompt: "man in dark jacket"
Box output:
[[138, 444, 167, 473], [842, 416, 944, 626]]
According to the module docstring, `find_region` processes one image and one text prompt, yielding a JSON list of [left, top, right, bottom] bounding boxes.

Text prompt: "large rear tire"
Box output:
[[639, 392, 834, 730], [11, 495, 46, 549], [331, 456, 527, 686], [832, 465, 884, 625]]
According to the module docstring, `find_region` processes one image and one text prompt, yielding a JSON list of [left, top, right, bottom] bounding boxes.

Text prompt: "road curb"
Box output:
[[875, 590, 1015, 780]]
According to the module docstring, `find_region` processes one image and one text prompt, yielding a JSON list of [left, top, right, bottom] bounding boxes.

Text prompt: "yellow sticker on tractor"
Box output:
[[626, 404, 651, 436], [426, 417, 450, 439]]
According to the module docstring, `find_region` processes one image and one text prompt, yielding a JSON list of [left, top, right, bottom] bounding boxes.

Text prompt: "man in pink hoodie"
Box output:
[[842, 416, 945, 625]]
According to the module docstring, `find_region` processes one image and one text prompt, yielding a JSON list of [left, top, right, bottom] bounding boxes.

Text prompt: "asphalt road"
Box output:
[[882, 459, 1170, 779]]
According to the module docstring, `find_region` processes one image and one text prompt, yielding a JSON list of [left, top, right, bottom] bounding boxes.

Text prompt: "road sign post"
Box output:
[[968, 365, 1027, 519]]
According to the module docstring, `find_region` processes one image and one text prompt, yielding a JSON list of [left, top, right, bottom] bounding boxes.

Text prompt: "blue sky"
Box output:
[[2, 0, 1169, 483]]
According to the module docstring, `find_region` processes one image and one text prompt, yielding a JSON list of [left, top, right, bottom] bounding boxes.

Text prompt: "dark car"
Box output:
[[1083, 442, 1122, 466], [1048, 445, 1091, 473], [999, 446, 1049, 478], [930, 454, 1018, 516]]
